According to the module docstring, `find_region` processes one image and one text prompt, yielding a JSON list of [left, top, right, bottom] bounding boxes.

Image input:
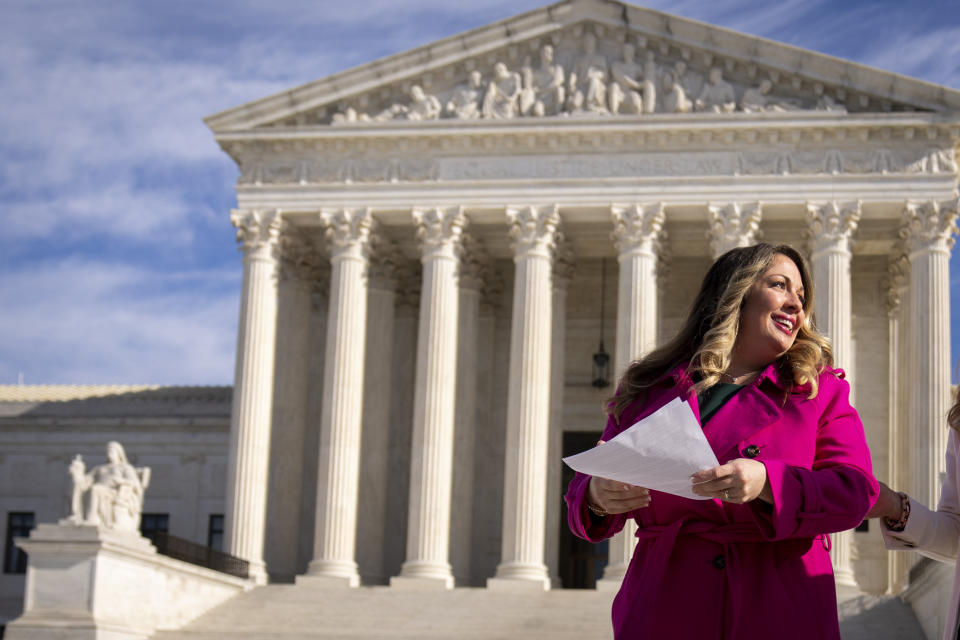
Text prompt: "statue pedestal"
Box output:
[[6, 523, 251, 640]]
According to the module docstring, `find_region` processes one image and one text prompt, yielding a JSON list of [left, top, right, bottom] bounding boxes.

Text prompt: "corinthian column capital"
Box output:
[[320, 207, 375, 261], [900, 199, 959, 256], [231, 209, 283, 261], [611, 203, 665, 257], [413, 206, 467, 262], [706, 202, 762, 259], [507, 205, 560, 260], [806, 200, 861, 257]]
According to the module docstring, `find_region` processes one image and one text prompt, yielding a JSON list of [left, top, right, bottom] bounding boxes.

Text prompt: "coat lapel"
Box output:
[[702, 368, 785, 459]]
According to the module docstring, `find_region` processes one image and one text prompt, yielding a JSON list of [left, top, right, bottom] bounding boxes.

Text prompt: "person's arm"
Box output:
[[745, 375, 879, 540], [879, 429, 960, 564], [565, 414, 650, 542]]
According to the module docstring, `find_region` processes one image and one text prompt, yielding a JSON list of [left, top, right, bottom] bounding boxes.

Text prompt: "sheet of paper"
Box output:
[[562, 397, 720, 500]]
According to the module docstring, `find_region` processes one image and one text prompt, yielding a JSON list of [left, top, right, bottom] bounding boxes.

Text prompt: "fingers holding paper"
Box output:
[[587, 475, 651, 513], [690, 458, 773, 505]]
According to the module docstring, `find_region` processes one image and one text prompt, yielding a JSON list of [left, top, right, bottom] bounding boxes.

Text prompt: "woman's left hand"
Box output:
[[690, 459, 773, 504]]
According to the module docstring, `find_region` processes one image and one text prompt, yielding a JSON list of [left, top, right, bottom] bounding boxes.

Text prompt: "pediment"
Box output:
[[206, 0, 960, 133]]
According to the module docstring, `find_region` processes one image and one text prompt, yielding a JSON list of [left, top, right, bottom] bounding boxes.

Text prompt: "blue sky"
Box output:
[[1, 0, 959, 385]]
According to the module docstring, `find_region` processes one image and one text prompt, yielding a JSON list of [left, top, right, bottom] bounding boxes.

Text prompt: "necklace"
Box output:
[[720, 369, 760, 384]]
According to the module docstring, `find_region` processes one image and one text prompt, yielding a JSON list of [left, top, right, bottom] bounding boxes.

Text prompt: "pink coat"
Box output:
[[566, 363, 878, 640]]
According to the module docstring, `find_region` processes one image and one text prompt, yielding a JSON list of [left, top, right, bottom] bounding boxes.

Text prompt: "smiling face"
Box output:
[[732, 253, 806, 370]]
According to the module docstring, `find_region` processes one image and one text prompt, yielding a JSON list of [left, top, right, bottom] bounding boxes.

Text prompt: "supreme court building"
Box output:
[[203, 0, 960, 594], [4, 0, 960, 631]]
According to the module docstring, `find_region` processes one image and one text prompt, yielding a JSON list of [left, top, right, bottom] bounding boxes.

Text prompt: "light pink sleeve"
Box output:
[[882, 429, 960, 564]]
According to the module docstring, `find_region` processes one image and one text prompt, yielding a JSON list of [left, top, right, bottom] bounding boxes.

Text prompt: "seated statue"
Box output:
[[446, 71, 484, 119], [660, 69, 692, 113], [64, 441, 150, 532], [482, 62, 522, 119], [741, 78, 802, 113], [568, 33, 608, 114], [695, 67, 736, 113]]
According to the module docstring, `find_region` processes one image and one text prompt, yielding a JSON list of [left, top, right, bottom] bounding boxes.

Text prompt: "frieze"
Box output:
[[233, 145, 957, 185]]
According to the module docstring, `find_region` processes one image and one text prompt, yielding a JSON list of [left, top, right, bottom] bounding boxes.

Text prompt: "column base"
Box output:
[[296, 574, 360, 588], [301, 559, 360, 587], [247, 560, 268, 586], [391, 560, 454, 589], [487, 562, 551, 591]]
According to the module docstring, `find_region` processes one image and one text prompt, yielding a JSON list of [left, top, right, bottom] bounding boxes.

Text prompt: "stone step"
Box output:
[[154, 584, 925, 640]]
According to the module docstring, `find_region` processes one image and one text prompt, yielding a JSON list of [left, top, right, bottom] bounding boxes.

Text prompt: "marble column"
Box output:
[[489, 205, 559, 591], [707, 202, 762, 259], [449, 237, 490, 586], [357, 240, 399, 584], [225, 208, 283, 584], [599, 203, 665, 590], [303, 207, 375, 586], [902, 200, 959, 509], [806, 200, 861, 588], [265, 232, 323, 582], [885, 254, 912, 593], [546, 237, 574, 586], [392, 207, 466, 588]]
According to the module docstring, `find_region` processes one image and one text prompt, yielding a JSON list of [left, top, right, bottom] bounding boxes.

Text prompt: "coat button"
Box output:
[[712, 554, 726, 570], [744, 444, 760, 458]]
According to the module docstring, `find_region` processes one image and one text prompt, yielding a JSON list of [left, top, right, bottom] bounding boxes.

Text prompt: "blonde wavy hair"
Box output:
[[608, 243, 833, 421]]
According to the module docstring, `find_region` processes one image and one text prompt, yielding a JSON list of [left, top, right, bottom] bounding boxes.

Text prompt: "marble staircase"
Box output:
[[154, 584, 926, 640]]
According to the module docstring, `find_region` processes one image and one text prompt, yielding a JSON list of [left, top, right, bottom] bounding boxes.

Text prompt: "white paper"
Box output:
[[562, 397, 720, 500]]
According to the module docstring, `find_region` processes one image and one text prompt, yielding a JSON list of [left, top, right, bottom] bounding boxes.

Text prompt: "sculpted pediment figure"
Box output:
[[567, 33, 608, 114], [446, 71, 484, 119], [483, 62, 523, 119], [528, 44, 565, 117], [696, 68, 737, 113]]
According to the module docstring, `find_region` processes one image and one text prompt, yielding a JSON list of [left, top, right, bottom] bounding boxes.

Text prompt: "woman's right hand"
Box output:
[[586, 440, 651, 514], [866, 481, 902, 520]]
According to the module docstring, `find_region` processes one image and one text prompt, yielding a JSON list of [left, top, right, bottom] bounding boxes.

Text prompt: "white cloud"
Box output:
[[0, 258, 240, 385]]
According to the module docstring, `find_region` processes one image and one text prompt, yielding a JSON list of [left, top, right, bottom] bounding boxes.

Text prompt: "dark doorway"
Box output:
[[559, 430, 608, 588]]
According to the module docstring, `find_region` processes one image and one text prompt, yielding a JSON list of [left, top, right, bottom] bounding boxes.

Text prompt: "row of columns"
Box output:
[[224, 199, 956, 591]]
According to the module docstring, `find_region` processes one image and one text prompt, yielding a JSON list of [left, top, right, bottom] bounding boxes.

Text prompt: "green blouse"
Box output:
[[697, 382, 744, 425]]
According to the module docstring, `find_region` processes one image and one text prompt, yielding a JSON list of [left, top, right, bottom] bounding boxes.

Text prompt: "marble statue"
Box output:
[[568, 33, 608, 114], [608, 43, 644, 115], [816, 94, 848, 112], [446, 71, 484, 119], [741, 78, 801, 112], [64, 441, 150, 532], [331, 107, 370, 125], [482, 62, 523, 119], [375, 85, 441, 121], [660, 69, 692, 113], [673, 60, 702, 104], [695, 67, 736, 113], [529, 44, 565, 116], [641, 50, 657, 114], [519, 65, 537, 116]]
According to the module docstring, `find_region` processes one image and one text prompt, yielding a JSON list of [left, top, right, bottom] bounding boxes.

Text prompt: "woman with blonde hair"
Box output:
[[566, 243, 878, 639], [869, 387, 960, 639]]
